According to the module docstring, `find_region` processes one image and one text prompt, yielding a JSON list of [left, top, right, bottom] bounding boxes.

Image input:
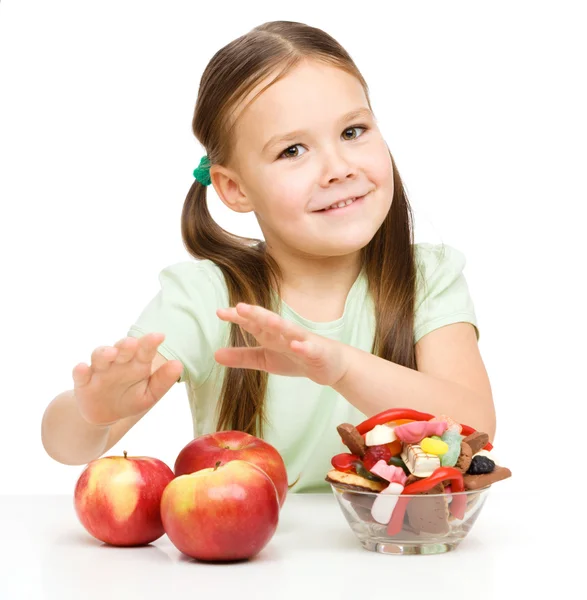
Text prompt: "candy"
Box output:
[[356, 409, 434, 435], [429, 414, 462, 434], [463, 466, 512, 490], [387, 455, 410, 475], [401, 443, 441, 477], [331, 452, 359, 472], [386, 439, 403, 457], [370, 460, 408, 486], [362, 444, 392, 471], [461, 429, 492, 452], [386, 467, 466, 536], [420, 437, 449, 456], [440, 430, 464, 467], [365, 424, 397, 446], [473, 448, 500, 466], [352, 461, 388, 484], [467, 455, 495, 475], [355, 407, 493, 450], [454, 441, 474, 474], [394, 421, 448, 444], [371, 482, 404, 524], [405, 482, 450, 534], [337, 423, 367, 457]]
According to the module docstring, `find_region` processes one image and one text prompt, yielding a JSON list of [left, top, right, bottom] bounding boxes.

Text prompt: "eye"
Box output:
[[279, 144, 307, 160], [277, 124, 369, 160], [342, 125, 367, 141]]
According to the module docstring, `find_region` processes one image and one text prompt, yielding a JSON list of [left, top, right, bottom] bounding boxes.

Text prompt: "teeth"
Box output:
[[327, 197, 356, 210]]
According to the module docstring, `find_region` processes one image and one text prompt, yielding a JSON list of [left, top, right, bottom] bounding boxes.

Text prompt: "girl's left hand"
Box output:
[[214, 303, 350, 387]]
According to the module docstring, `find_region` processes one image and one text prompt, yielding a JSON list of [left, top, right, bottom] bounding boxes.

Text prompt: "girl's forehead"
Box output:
[[231, 63, 369, 153]]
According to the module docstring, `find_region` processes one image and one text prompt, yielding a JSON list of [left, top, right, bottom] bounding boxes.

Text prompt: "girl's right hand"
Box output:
[[71, 333, 184, 426]]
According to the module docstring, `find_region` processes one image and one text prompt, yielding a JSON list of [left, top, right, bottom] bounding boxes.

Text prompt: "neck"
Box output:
[[269, 247, 363, 300]]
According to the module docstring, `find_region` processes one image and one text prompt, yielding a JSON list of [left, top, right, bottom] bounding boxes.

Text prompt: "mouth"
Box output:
[[313, 192, 369, 215]]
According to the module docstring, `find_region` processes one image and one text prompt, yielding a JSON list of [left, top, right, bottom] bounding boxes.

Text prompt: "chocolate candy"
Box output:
[[462, 431, 489, 455], [405, 482, 450, 535], [337, 423, 367, 457], [463, 466, 512, 490], [454, 441, 473, 473]]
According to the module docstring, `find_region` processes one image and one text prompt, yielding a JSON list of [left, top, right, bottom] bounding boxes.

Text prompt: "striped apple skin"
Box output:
[[74, 454, 174, 546]]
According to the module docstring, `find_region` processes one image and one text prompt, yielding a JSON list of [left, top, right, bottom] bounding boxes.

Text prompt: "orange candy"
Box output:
[[387, 439, 402, 456], [386, 419, 414, 427]]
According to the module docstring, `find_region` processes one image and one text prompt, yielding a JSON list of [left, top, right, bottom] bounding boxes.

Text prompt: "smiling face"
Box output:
[[212, 60, 394, 262]]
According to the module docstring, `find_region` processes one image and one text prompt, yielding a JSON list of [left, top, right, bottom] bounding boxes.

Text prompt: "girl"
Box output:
[[41, 21, 495, 494]]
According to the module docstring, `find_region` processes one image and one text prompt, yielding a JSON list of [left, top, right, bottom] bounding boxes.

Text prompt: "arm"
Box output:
[[41, 352, 169, 465], [332, 322, 496, 441]]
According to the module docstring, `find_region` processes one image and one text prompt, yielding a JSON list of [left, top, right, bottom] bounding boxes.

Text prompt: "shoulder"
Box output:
[[157, 258, 228, 299], [414, 242, 466, 277], [413, 242, 467, 305]]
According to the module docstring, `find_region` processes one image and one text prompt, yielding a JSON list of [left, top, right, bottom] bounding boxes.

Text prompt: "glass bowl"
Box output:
[[329, 482, 490, 555]]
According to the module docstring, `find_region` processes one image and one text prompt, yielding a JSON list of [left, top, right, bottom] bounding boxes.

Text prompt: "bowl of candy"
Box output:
[[326, 409, 511, 555]]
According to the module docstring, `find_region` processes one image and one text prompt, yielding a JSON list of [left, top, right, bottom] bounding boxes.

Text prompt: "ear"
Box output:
[[210, 165, 254, 213]]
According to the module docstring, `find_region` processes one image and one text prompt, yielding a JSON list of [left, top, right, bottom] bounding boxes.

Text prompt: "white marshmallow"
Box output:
[[370, 482, 404, 524], [365, 424, 397, 446]]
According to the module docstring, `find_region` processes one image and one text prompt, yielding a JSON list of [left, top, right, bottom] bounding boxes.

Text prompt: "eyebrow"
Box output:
[[261, 107, 373, 155]]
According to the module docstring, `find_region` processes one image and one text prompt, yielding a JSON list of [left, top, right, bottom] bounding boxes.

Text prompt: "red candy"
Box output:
[[331, 453, 359, 472], [362, 444, 392, 471]]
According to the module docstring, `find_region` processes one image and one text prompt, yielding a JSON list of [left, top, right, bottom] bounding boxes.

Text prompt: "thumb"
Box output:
[[146, 360, 184, 404]]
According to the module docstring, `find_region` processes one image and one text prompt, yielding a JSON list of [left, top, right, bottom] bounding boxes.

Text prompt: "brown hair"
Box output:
[[181, 21, 417, 438]]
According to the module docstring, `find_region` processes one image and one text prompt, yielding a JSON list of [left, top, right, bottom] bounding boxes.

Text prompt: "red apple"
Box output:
[[161, 459, 279, 561], [174, 431, 288, 507], [74, 451, 174, 546]]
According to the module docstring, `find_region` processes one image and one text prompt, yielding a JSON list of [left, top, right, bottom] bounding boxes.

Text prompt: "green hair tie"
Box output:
[[193, 155, 211, 186]]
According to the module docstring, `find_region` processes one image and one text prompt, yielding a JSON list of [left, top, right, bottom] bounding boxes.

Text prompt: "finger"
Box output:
[[291, 340, 324, 362], [246, 307, 307, 347], [90, 346, 119, 372], [214, 346, 266, 370], [136, 332, 166, 364], [72, 363, 92, 387], [216, 307, 248, 326], [140, 360, 184, 411], [113, 337, 138, 364], [234, 304, 264, 336], [253, 312, 283, 344], [275, 317, 308, 344]]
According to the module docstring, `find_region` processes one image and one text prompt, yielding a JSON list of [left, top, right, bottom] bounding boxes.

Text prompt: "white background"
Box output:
[[1, 0, 585, 501]]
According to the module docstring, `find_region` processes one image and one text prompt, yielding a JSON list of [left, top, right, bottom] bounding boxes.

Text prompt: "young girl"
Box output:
[[41, 20, 495, 494]]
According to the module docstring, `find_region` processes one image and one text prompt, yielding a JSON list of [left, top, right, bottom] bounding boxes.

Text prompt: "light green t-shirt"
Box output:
[[127, 242, 479, 494]]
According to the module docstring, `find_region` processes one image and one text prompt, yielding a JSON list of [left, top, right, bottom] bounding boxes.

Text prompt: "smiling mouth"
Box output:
[[315, 193, 368, 213]]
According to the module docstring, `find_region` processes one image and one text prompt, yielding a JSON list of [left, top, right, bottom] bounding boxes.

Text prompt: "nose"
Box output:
[[319, 145, 358, 186]]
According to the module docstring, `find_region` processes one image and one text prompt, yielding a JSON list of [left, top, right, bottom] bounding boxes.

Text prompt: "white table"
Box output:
[[0, 491, 576, 599]]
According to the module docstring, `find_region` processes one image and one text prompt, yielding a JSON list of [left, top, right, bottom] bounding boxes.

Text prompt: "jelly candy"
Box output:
[[440, 430, 464, 467], [429, 414, 462, 434], [387, 455, 410, 475], [421, 436, 449, 455], [467, 455, 495, 475], [394, 420, 448, 444]]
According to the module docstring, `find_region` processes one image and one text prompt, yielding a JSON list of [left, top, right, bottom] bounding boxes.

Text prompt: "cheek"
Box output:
[[367, 142, 394, 189], [268, 176, 309, 215]]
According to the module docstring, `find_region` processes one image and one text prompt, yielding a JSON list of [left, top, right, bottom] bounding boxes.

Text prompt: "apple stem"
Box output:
[[214, 460, 221, 471], [123, 450, 127, 459]]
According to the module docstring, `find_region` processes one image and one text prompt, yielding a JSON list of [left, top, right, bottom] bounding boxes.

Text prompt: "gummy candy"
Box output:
[[394, 420, 448, 444], [440, 430, 464, 467], [421, 436, 449, 456], [467, 455, 495, 475]]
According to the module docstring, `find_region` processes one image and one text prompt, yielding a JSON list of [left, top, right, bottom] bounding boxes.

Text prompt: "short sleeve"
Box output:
[[126, 261, 226, 387], [413, 243, 480, 344]]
